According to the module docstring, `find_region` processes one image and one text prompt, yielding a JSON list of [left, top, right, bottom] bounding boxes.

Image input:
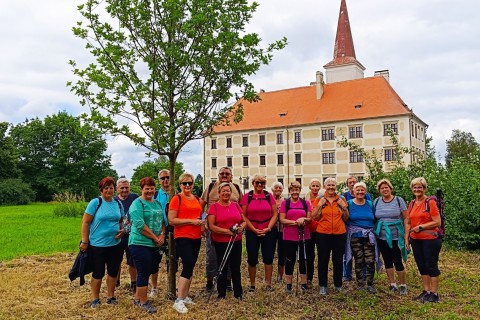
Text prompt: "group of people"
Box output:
[[79, 168, 443, 314]]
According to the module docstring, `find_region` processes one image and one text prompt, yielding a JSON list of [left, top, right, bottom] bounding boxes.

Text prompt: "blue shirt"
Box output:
[[347, 200, 375, 229], [155, 188, 170, 226], [85, 197, 125, 247]]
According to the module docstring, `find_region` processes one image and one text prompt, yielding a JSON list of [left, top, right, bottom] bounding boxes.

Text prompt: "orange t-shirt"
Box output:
[[169, 194, 203, 239], [308, 197, 320, 232], [408, 198, 440, 240], [315, 195, 346, 235]]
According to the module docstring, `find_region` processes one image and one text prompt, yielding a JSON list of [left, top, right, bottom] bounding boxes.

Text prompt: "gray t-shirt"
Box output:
[[374, 196, 407, 240]]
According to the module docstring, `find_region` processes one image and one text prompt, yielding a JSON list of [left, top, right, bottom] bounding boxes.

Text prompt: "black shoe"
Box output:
[[226, 280, 233, 292], [106, 296, 118, 305], [286, 284, 293, 292], [206, 281, 214, 293], [248, 286, 256, 292], [413, 290, 429, 302], [425, 292, 439, 303]]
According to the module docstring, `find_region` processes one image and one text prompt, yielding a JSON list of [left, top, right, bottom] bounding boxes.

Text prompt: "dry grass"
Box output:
[[0, 247, 479, 320]]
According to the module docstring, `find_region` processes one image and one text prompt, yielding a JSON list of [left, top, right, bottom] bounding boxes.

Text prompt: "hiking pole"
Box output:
[[295, 226, 301, 296], [206, 224, 239, 302]]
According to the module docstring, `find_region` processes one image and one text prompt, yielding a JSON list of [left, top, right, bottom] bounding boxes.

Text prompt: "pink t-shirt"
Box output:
[[240, 191, 276, 229], [280, 199, 312, 241], [208, 202, 243, 242]]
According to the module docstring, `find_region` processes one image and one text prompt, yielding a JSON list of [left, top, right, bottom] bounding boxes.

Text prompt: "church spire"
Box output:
[[324, 0, 365, 83]]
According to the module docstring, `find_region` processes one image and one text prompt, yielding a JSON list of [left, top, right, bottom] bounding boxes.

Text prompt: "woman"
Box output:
[[312, 177, 348, 295], [80, 177, 125, 308], [305, 178, 322, 289], [346, 182, 378, 294], [373, 179, 409, 294], [168, 172, 206, 314], [271, 181, 285, 282], [207, 183, 245, 299], [241, 174, 278, 292], [128, 177, 165, 313], [279, 181, 312, 292], [405, 177, 442, 303]]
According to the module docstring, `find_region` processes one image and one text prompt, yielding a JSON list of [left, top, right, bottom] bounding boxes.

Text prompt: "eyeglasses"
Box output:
[[160, 176, 170, 180], [219, 172, 231, 176], [181, 181, 193, 186], [254, 181, 266, 186]]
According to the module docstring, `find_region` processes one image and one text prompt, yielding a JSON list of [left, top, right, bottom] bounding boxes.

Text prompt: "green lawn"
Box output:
[[0, 203, 80, 261]]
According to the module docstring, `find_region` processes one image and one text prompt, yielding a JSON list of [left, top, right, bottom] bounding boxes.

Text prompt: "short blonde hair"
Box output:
[[251, 174, 266, 185], [217, 182, 232, 193], [178, 172, 194, 184], [288, 181, 302, 192], [410, 177, 427, 189], [377, 179, 393, 191], [353, 181, 367, 191]]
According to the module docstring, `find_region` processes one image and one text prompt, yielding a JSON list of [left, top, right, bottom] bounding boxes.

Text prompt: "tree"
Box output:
[[69, 0, 286, 295], [193, 173, 203, 197], [0, 122, 20, 180], [130, 156, 184, 194], [10, 112, 117, 201], [445, 129, 480, 168]]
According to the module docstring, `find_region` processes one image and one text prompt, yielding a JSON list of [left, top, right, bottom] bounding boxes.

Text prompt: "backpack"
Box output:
[[247, 190, 272, 206], [408, 189, 445, 239], [285, 198, 308, 219], [94, 197, 126, 231]]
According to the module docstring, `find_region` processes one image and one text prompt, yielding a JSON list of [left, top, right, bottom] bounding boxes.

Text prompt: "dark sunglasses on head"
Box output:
[[160, 176, 170, 180], [181, 181, 193, 186], [254, 181, 266, 186]]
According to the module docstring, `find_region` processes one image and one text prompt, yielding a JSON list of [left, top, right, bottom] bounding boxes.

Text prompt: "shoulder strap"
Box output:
[[300, 198, 308, 214], [94, 197, 103, 215], [285, 199, 291, 218], [247, 190, 254, 204], [113, 198, 123, 213], [373, 198, 379, 208], [233, 183, 241, 196], [154, 190, 159, 198], [207, 182, 216, 203], [263, 190, 272, 206], [407, 199, 415, 213]]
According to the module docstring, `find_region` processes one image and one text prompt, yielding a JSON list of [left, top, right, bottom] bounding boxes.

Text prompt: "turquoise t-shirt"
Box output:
[[155, 188, 170, 226], [128, 198, 164, 247], [85, 197, 124, 247]]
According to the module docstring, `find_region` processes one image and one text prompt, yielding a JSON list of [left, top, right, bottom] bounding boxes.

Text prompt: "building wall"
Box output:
[[204, 115, 426, 194]]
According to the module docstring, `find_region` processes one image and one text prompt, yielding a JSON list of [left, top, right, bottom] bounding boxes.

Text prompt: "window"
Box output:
[[322, 152, 335, 164], [226, 157, 232, 167], [294, 131, 301, 143], [411, 123, 414, 137], [276, 132, 283, 144], [295, 153, 301, 165], [277, 177, 284, 186], [321, 128, 335, 141], [349, 126, 363, 139], [259, 134, 266, 146], [260, 155, 266, 166], [211, 139, 217, 149], [349, 151, 363, 163], [295, 177, 302, 185], [383, 123, 398, 135], [226, 137, 232, 148], [242, 136, 248, 147], [211, 158, 217, 168], [415, 125, 418, 139], [384, 148, 397, 161], [242, 156, 249, 167], [277, 154, 284, 165]]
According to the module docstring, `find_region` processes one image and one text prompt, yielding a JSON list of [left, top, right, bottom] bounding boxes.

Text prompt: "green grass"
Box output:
[[0, 203, 80, 261]]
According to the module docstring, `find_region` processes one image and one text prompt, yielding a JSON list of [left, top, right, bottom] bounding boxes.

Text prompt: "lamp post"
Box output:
[[279, 112, 290, 186], [239, 176, 249, 193]]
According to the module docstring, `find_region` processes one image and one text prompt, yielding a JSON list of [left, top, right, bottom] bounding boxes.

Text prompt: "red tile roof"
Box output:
[[212, 76, 412, 133]]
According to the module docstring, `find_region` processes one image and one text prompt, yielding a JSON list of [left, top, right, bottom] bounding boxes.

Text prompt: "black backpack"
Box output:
[[247, 190, 272, 206], [285, 198, 308, 218]]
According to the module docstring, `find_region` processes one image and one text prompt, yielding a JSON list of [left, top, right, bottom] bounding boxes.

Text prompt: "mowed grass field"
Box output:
[[0, 204, 479, 319]]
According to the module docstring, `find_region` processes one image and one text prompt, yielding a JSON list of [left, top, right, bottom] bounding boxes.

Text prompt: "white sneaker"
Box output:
[[183, 296, 195, 305], [149, 288, 158, 298], [173, 299, 188, 314]]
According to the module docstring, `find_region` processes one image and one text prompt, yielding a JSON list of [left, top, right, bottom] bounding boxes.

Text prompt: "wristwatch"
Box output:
[[418, 225, 423, 231]]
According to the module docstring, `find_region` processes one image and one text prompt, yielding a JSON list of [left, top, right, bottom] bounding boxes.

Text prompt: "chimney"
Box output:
[[316, 71, 324, 100], [374, 70, 390, 82]]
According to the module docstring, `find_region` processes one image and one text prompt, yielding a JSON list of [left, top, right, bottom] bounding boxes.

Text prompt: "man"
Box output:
[[115, 178, 139, 293], [201, 167, 242, 292], [149, 169, 171, 297], [342, 175, 371, 281]]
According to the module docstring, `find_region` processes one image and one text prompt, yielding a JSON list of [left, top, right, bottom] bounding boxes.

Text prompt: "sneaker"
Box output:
[[276, 276, 283, 284], [248, 286, 256, 292], [265, 285, 274, 292], [133, 299, 140, 306], [425, 292, 439, 303], [286, 284, 293, 292], [319, 286, 327, 295], [139, 300, 157, 314], [90, 298, 101, 309], [306, 280, 313, 289], [206, 281, 214, 293], [149, 288, 158, 298], [366, 286, 377, 294], [389, 285, 398, 292], [335, 286, 344, 292], [413, 290, 429, 301], [399, 285, 408, 295], [106, 296, 118, 305], [173, 299, 188, 314], [183, 296, 195, 305]]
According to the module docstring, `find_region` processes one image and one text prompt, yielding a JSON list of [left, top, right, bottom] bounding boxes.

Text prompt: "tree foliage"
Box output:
[[130, 156, 184, 194], [9, 112, 116, 201], [445, 129, 480, 168], [0, 122, 20, 180], [0, 179, 35, 205]]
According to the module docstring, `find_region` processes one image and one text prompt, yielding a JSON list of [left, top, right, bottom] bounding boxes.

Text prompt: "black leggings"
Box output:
[[284, 240, 310, 276], [306, 232, 317, 281], [245, 228, 277, 266], [410, 238, 442, 277], [377, 239, 404, 271], [316, 233, 346, 287], [213, 240, 243, 298], [277, 231, 285, 267], [175, 238, 201, 279]]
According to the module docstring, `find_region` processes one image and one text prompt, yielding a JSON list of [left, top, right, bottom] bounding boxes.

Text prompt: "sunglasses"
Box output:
[[219, 172, 231, 176], [181, 181, 193, 186], [254, 181, 266, 186], [160, 176, 170, 180]]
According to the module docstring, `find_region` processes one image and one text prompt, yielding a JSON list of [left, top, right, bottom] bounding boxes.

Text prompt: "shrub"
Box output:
[[52, 192, 87, 218], [0, 179, 36, 205]]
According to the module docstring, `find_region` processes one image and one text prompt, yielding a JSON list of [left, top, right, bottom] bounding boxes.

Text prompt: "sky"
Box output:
[[1, 0, 479, 179]]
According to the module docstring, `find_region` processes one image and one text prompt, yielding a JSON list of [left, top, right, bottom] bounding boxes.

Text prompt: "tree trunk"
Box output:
[[167, 153, 177, 298]]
